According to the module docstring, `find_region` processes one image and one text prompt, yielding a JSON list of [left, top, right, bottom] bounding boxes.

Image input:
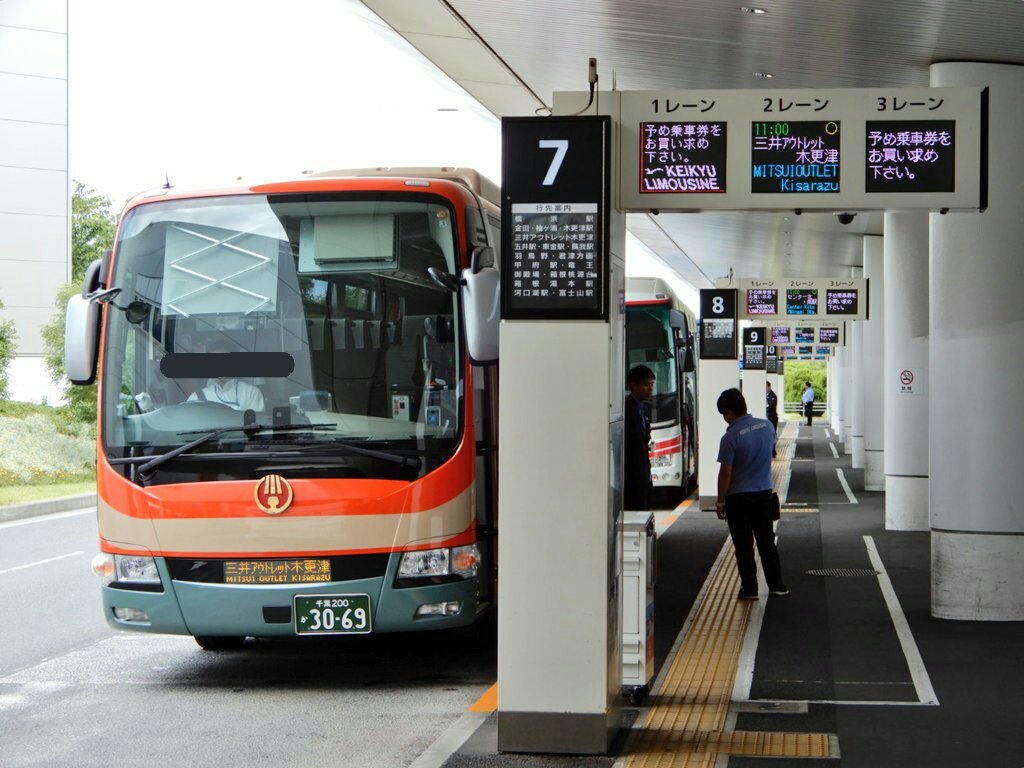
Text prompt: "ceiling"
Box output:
[[360, 0, 1024, 286]]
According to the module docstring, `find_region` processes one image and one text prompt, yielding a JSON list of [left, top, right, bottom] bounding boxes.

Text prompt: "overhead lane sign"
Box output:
[[618, 87, 986, 212], [724, 277, 869, 321]]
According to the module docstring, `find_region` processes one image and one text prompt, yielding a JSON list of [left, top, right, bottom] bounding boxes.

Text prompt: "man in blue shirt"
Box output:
[[715, 387, 787, 599], [801, 381, 815, 426]]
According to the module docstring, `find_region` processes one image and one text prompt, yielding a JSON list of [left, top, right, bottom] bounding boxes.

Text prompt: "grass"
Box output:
[[0, 478, 96, 507]]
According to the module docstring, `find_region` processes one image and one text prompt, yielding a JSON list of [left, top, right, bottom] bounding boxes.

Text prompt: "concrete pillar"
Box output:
[[884, 212, 929, 529], [744, 369, 767, 420], [698, 360, 740, 509], [929, 62, 1024, 620], [828, 357, 839, 432], [832, 346, 845, 440], [850, 317, 865, 468], [841, 343, 853, 451], [863, 236, 886, 491]]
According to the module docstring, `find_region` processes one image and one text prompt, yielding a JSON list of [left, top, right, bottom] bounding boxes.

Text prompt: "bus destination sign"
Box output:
[[640, 122, 727, 194], [747, 288, 777, 315], [751, 120, 840, 194]]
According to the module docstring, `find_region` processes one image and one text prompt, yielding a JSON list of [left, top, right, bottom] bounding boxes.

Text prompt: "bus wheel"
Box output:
[[194, 635, 246, 651]]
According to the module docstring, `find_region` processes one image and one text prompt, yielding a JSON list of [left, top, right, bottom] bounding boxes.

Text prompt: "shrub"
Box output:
[[0, 412, 95, 485], [0, 299, 16, 401]]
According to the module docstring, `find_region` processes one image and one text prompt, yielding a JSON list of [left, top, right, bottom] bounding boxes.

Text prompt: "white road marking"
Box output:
[[830, 443, 840, 459], [408, 709, 491, 768], [824, 429, 832, 439], [0, 551, 85, 576], [863, 536, 939, 706], [836, 468, 858, 504], [0, 508, 94, 529]]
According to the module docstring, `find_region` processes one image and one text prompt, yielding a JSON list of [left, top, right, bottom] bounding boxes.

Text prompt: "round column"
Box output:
[[850, 316, 865, 468], [863, 236, 885, 490], [842, 341, 853, 452], [929, 62, 1024, 620], [884, 211, 929, 529]]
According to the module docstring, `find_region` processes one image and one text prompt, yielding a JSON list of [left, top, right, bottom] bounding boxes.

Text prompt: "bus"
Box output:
[[624, 277, 697, 505], [65, 168, 501, 648]]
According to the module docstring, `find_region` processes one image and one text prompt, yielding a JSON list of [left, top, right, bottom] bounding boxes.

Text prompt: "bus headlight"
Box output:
[[398, 544, 480, 579], [399, 549, 450, 578], [92, 553, 115, 585], [114, 554, 161, 585]]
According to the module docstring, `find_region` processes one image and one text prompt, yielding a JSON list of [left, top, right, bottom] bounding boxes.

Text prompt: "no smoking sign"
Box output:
[[897, 368, 921, 395]]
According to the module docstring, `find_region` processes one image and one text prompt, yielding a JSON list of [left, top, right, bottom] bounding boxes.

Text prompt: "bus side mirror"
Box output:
[[682, 345, 696, 373], [461, 246, 499, 365], [65, 293, 100, 385]]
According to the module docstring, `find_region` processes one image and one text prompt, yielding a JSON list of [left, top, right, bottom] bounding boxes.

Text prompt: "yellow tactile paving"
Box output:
[[623, 457, 834, 766]]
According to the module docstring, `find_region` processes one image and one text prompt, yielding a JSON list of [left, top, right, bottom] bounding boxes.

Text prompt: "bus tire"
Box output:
[[194, 635, 246, 651]]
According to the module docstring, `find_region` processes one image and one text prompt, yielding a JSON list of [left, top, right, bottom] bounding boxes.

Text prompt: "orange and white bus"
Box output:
[[625, 276, 698, 505], [65, 168, 500, 648]]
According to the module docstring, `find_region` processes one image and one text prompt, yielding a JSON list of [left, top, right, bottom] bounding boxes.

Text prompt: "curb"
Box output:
[[0, 493, 96, 524]]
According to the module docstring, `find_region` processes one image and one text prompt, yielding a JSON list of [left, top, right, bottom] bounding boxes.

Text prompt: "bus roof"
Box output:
[[625, 276, 679, 307], [306, 167, 500, 208]]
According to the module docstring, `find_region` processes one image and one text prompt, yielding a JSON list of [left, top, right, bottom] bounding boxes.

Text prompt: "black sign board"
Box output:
[[770, 326, 791, 344], [786, 288, 819, 316], [501, 116, 610, 320], [746, 288, 777, 316], [818, 326, 840, 344], [865, 120, 955, 193], [699, 288, 738, 360], [766, 344, 779, 374], [640, 121, 727, 194], [751, 120, 840, 194], [743, 327, 766, 370], [825, 288, 859, 315]]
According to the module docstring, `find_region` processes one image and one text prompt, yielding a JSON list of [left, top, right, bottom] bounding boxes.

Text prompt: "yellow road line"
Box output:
[[469, 682, 498, 713], [624, 535, 833, 766]]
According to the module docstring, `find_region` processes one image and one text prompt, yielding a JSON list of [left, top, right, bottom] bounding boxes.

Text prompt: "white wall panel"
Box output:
[[0, 0, 67, 32], [0, 167, 66, 216], [0, 260, 66, 308], [0, 121, 66, 170], [0, 306, 54, 356], [0, 212, 66, 261], [0, 73, 66, 124], [0, 26, 66, 79]]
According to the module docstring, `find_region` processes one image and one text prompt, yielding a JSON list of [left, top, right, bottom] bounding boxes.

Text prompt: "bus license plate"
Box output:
[[294, 594, 372, 635]]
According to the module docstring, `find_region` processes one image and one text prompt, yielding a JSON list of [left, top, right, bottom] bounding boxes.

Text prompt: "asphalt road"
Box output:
[[0, 509, 497, 768]]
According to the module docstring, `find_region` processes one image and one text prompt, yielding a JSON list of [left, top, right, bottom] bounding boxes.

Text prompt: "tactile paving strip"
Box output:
[[624, 453, 833, 766]]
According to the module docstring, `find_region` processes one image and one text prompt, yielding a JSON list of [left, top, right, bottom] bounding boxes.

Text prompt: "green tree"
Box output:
[[70, 181, 116, 282], [783, 360, 828, 413], [0, 299, 17, 400], [40, 182, 116, 423]]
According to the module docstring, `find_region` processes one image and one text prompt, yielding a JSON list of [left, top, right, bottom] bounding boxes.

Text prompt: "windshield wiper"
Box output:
[[294, 439, 423, 470], [135, 423, 335, 482]]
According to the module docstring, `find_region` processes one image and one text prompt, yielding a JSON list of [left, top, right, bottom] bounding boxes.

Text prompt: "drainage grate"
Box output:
[[806, 568, 879, 577]]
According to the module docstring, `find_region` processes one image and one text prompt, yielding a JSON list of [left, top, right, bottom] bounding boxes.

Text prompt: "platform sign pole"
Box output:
[[697, 288, 740, 510], [743, 327, 768, 419], [497, 109, 624, 755]]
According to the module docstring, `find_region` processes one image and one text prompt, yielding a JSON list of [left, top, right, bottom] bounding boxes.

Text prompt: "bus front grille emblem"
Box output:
[[255, 474, 293, 515]]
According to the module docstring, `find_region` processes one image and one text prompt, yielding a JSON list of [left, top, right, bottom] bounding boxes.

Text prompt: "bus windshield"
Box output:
[[101, 193, 463, 484], [625, 307, 679, 424]]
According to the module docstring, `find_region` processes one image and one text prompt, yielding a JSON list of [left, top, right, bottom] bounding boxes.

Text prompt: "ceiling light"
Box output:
[[740, 6, 767, 13], [753, 71, 774, 78]]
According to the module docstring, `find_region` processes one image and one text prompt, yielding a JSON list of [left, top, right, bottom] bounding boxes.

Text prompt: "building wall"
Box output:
[[0, 0, 69, 401]]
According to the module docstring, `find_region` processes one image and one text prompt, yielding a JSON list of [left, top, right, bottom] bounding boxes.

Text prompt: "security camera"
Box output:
[[835, 212, 856, 225]]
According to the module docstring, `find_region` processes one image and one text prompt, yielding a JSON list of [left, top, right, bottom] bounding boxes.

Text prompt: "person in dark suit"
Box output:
[[624, 364, 656, 510], [765, 381, 779, 458]]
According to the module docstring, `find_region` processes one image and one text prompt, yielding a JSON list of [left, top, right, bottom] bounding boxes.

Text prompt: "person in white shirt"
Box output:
[[801, 381, 815, 427], [187, 340, 265, 412]]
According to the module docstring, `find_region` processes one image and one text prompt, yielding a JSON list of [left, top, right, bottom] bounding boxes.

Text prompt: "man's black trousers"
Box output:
[[725, 490, 783, 593]]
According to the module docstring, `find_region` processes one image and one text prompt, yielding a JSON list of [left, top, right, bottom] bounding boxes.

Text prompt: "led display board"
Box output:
[[780, 346, 796, 356], [815, 346, 833, 356], [794, 326, 815, 344], [818, 326, 840, 344], [699, 288, 738, 359], [865, 120, 956, 194], [787, 289, 818, 316], [770, 326, 791, 344], [747, 288, 778, 315], [613, 86, 986, 212], [826, 288, 859, 315], [751, 120, 840, 194], [640, 122, 727, 193], [501, 116, 610, 320]]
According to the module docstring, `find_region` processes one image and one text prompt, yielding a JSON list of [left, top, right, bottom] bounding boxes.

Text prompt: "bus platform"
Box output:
[[437, 419, 1024, 767]]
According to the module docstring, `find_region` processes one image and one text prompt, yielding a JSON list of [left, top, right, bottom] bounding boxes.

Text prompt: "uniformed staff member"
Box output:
[[765, 380, 779, 458], [624, 365, 655, 511], [715, 387, 788, 600]]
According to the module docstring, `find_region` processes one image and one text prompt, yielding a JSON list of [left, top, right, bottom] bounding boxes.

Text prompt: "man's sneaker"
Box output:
[[769, 585, 790, 596], [737, 588, 759, 600]]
